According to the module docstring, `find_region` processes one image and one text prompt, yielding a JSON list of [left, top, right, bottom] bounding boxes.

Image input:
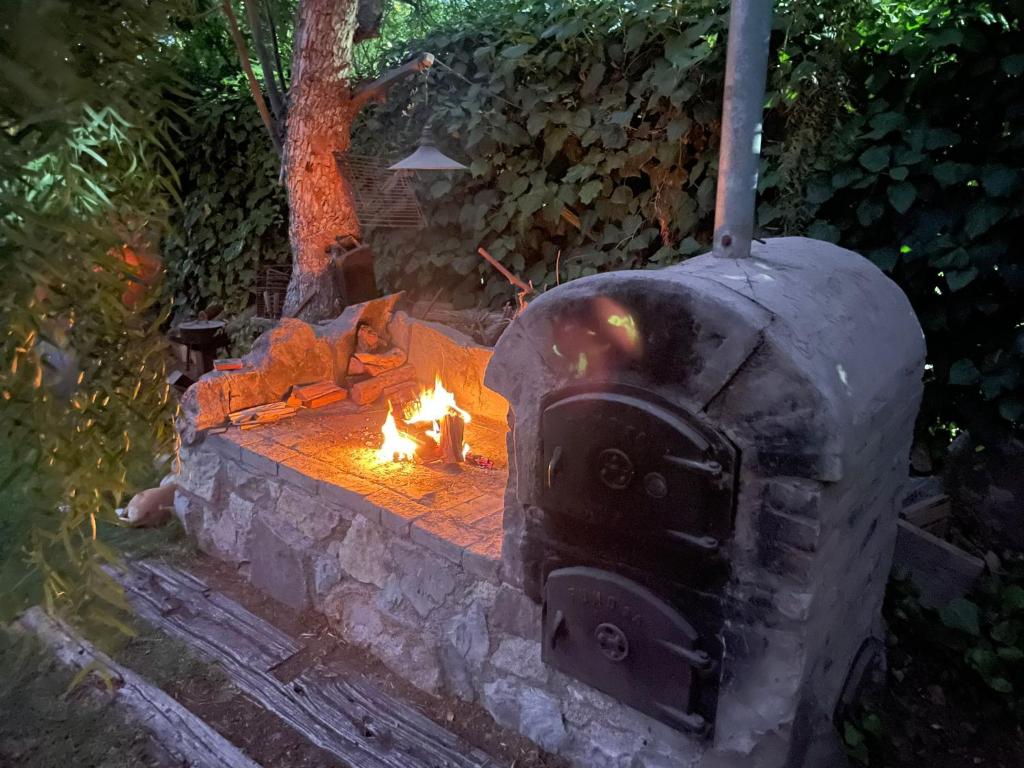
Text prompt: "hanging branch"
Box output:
[[220, 0, 281, 157], [350, 52, 436, 111], [262, 0, 288, 94], [244, 0, 286, 125], [476, 246, 533, 314]]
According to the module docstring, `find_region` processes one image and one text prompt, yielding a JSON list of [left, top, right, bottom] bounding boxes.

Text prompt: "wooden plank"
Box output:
[[17, 606, 261, 768], [349, 364, 417, 405], [892, 519, 984, 608], [114, 560, 498, 768], [118, 560, 300, 672]]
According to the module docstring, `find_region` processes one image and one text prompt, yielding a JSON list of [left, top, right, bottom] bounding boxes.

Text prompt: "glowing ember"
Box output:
[[375, 403, 418, 462], [375, 376, 471, 463]]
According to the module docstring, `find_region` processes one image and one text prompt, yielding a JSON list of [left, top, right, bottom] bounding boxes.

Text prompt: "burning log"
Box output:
[[439, 412, 466, 464]]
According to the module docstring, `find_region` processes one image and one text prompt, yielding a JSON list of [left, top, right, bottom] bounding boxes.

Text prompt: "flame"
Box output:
[[375, 403, 418, 462], [404, 375, 471, 427], [376, 376, 471, 463]]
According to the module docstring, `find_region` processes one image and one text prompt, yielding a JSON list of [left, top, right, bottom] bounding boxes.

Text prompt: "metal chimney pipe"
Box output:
[[713, 0, 774, 259]]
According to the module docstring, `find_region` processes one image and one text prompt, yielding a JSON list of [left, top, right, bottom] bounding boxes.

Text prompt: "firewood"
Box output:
[[229, 401, 298, 426], [353, 346, 407, 376], [350, 364, 416, 405], [306, 390, 347, 409], [440, 412, 466, 464], [287, 380, 347, 408]]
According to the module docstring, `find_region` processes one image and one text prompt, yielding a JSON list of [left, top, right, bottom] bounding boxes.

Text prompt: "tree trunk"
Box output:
[[282, 0, 362, 321]]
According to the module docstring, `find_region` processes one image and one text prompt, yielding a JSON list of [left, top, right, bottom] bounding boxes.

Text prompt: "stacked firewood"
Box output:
[[224, 322, 416, 428], [347, 323, 416, 406]]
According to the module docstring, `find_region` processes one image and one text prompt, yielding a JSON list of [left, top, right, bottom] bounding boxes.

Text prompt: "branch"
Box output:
[[220, 0, 281, 157], [243, 0, 286, 124], [476, 247, 533, 313], [262, 0, 288, 93], [350, 52, 435, 112]]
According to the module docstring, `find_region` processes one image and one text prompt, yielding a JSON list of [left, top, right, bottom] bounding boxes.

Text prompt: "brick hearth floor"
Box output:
[[209, 398, 508, 576]]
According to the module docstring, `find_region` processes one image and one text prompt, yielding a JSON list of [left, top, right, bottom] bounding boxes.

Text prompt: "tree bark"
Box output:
[[282, 0, 362, 321]]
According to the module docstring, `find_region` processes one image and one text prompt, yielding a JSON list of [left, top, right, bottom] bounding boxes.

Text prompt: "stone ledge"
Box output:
[[463, 537, 501, 583], [410, 513, 485, 566]]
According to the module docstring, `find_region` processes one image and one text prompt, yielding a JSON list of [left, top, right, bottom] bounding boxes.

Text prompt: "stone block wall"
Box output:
[[174, 432, 706, 768]]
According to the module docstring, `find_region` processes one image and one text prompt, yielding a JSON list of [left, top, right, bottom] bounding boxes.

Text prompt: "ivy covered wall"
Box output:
[[350, 0, 1022, 448]]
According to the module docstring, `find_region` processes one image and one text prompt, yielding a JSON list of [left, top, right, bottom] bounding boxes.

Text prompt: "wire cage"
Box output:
[[334, 152, 426, 229], [253, 265, 291, 319]]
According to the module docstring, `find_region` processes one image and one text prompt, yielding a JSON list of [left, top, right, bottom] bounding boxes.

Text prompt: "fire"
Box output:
[[375, 403, 418, 462], [405, 375, 471, 430], [375, 376, 471, 463]]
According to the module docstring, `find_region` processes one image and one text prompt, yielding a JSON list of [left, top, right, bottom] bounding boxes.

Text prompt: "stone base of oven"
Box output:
[[173, 431, 845, 768]]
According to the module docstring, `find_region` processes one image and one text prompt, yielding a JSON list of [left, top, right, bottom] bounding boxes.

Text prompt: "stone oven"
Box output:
[[486, 236, 925, 765], [174, 237, 925, 768]]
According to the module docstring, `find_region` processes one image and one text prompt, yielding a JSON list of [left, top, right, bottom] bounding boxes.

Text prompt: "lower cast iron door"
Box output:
[[542, 567, 714, 735]]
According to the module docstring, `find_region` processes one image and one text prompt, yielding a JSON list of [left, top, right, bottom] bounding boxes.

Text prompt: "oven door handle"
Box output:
[[665, 529, 720, 552], [547, 445, 564, 488]]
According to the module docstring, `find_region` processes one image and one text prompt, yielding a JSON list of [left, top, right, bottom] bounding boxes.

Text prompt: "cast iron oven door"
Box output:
[[540, 387, 735, 551], [543, 567, 713, 734]]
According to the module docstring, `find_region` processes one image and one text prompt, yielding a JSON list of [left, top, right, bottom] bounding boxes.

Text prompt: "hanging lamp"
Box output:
[[389, 122, 468, 172]]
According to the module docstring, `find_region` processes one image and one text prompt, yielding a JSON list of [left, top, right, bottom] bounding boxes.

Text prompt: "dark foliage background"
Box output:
[[3, 0, 1021, 623], [348, 0, 1023, 451]]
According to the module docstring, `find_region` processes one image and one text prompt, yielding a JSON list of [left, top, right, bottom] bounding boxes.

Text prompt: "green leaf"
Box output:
[[664, 37, 695, 68], [991, 620, 1019, 644], [888, 166, 908, 181], [1003, 585, 1024, 611], [805, 175, 833, 205], [1001, 53, 1024, 77], [981, 166, 1019, 197], [859, 145, 890, 172], [518, 192, 544, 216], [625, 24, 647, 52], [924, 128, 960, 150], [580, 179, 603, 204], [501, 43, 534, 58], [988, 677, 1013, 694], [949, 359, 981, 386], [947, 268, 979, 292], [526, 112, 548, 137], [807, 220, 840, 243], [933, 162, 970, 187], [581, 64, 606, 97], [940, 598, 981, 635], [996, 647, 1024, 661], [964, 203, 1007, 240], [887, 182, 916, 214], [843, 722, 864, 747], [868, 111, 907, 136], [857, 199, 885, 227], [999, 399, 1023, 423]]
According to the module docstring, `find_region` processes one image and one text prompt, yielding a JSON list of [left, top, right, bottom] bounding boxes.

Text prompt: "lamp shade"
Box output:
[[389, 141, 468, 171], [388, 116, 468, 171]]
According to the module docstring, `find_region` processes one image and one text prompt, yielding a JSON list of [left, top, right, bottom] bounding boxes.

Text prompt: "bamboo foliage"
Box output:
[[0, 0, 189, 626]]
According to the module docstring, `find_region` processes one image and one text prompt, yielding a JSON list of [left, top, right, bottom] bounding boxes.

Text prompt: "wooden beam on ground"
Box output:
[[17, 606, 261, 768], [113, 560, 499, 768]]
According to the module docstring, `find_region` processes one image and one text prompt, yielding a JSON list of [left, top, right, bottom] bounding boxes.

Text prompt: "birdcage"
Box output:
[[335, 152, 426, 229], [253, 264, 291, 319]]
